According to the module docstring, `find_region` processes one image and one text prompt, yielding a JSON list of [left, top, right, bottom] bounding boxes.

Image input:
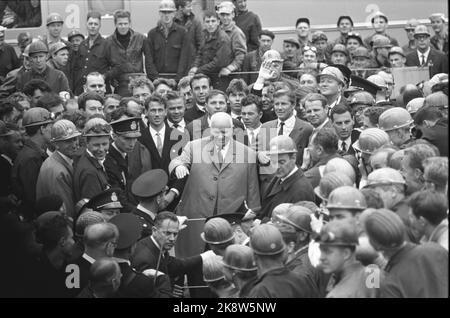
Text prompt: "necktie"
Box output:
[[236, 116, 242, 122], [341, 141, 347, 153], [421, 54, 426, 66], [249, 130, 255, 146], [156, 132, 163, 157], [278, 122, 285, 136], [218, 147, 224, 168]]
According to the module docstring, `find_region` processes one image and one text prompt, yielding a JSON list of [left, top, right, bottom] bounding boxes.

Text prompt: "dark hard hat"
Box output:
[[22, 107, 53, 127], [222, 244, 257, 271], [131, 169, 168, 198], [316, 219, 359, 246], [68, 29, 85, 41], [109, 213, 142, 249], [250, 224, 285, 256], [46, 13, 64, 26], [201, 217, 235, 245], [28, 40, 49, 56]]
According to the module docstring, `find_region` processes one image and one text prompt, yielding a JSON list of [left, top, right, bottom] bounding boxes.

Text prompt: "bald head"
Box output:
[[211, 112, 233, 147], [211, 112, 233, 129], [84, 223, 119, 250]]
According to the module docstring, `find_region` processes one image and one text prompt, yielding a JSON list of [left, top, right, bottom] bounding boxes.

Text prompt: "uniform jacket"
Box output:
[[105, 29, 145, 82], [248, 266, 316, 298], [131, 206, 155, 239], [168, 137, 261, 257], [115, 261, 172, 298], [131, 236, 202, 287], [73, 150, 110, 202], [11, 139, 47, 217], [16, 66, 70, 93], [144, 23, 190, 81], [72, 254, 93, 291], [193, 28, 232, 77], [259, 169, 314, 220], [235, 10, 262, 53], [325, 261, 380, 298], [70, 35, 109, 95], [36, 151, 76, 218], [405, 48, 449, 77], [381, 242, 448, 298]]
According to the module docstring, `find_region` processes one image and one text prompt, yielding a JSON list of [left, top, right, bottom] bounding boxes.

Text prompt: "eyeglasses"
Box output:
[[347, 32, 361, 37]]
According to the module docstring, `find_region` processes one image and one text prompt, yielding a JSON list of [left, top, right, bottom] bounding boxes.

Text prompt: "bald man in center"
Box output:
[[169, 112, 260, 257]]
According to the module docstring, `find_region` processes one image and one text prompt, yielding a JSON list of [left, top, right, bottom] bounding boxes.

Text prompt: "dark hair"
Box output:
[[119, 97, 140, 110], [206, 90, 228, 104], [22, 79, 52, 97], [129, 76, 154, 93], [113, 10, 131, 24], [61, 110, 88, 130], [203, 10, 218, 19], [87, 11, 102, 21], [226, 78, 249, 95], [163, 91, 184, 108], [241, 94, 263, 112], [303, 92, 328, 108], [360, 188, 384, 209], [413, 106, 443, 125], [313, 128, 339, 153], [154, 211, 179, 228], [153, 78, 177, 91], [296, 17, 310, 28], [337, 15, 354, 27], [36, 93, 63, 111], [0, 100, 21, 121], [78, 92, 104, 111], [259, 29, 275, 40], [330, 104, 352, 121], [35, 213, 72, 251], [145, 93, 165, 109], [408, 190, 448, 226], [108, 107, 134, 122], [362, 106, 386, 127], [178, 75, 193, 90], [273, 89, 296, 105], [404, 144, 439, 173], [190, 73, 211, 89], [7, 92, 31, 104]]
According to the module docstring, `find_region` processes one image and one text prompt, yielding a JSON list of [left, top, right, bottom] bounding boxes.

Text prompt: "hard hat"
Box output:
[[216, 1, 235, 14], [159, 0, 177, 12], [352, 128, 390, 154], [22, 107, 53, 127], [67, 29, 85, 41], [388, 46, 406, 57], [406, 97, 425, 114], [348, 91, 375, 106], [326, 186, 367, 211], [83, 118, 111, 137], [203, 254, 226, 283], [363, 209, 405, 249], [22, 44, 31, 58], [429, 13, 447, 23], [28, 40, 49, 56], [424, 91, 448, 108], [267, 135, 297, 155], [365, 167, 406, 188], [250, 224, 285, 256], [367, 74, 387, 89], [311, 31, 327, 43], [317, 66, 346, 86], [262, 49, 283, 62], [222, 244, 257, 271], [201, 217, 235, 245], [371, 11, 388, 23], [316, 219, 359, 246], [275, 206, 313, 233], [346, 32, 362, 44], [414, 25, 431, 38], [378, 107, 413, 131], [323, 158, 356, 184], [49, 42, 69, 56], [372, 35, 392, 49], [404, 18, 420, 30], [314, 171, 353, 201], [51, 119, 81, 142], [331, 44, 349, 57], [352, 47, 371, 59], [46, 13, 64, 26]]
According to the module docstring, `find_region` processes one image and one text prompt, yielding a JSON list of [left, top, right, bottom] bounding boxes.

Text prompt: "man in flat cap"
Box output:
[[36, 119, 81, 218], [110, 213, 172, 297], [429, 13, 448, 54], [130, 169, 169, 238], [104, 116, 142, 212], [281, 37, 301, 70]]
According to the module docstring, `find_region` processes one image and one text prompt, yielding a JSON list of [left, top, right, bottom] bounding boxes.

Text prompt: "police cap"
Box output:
[[85, 188, 123, 211], [109, 213, 142, 249], [110, 117, 141, 138], [131, 169, 168, 198]]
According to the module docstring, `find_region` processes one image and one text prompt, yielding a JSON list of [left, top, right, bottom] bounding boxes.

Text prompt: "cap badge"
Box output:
[[111, 192, 118, 202], [130, 121, 137, 131]]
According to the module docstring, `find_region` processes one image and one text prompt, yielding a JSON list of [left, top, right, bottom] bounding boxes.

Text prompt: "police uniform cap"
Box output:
[[110, 117, 141, 138], [23, 107, 53, 127], [250, 224, 285, 256], [85, 188, 123, 211], [46, 13, 64, 26], [205, 213, 245, 226], [68, 29, 85, 41], [131, 169, 168, 198], [345, 74, 381, 98], [0, 120, 14, 137], [109, 213, 142, 249], [49, 42, 69, 56], [201, 217, 235, 245], [316, 219, 359, 247], [311, 31, 327, 43]]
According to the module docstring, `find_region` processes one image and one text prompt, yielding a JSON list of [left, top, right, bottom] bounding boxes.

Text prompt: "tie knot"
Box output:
[[173, 123, 179, 128]]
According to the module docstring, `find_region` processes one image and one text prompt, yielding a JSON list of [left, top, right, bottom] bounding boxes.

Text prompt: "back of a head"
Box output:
[[423, 156, 448, 191], [84, 222, 118, 249], [313, 128, 339, 154], [402, 84, 423, 106], [35, 212, 71, 251], [89, 257, 120, 284], [408, 190, 448, 226], [324, 157, 356, 184]]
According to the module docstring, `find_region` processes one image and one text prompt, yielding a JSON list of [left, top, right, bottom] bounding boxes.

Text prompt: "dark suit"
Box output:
[[130, 236, 202, 287], [0, 155, 13, 212], [258, 169, 315, 221], [405, 48, 449, 77], [72, 255, 94, 291], [184, 104, 206, 124], [337, 130, 361, 157]]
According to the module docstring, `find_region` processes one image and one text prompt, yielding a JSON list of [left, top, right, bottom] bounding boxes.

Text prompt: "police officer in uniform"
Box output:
[[130, 169, 169, 238], [109, 213, 172, 298], [104, 117, 142, 213], [84, 188, 124, 221]]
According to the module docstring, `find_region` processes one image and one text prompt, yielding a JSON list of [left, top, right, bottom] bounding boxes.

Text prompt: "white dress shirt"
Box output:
[[417, 47, 431, 66], [167, 119, 186, 132], [245, 125, 261, 146], [277, 114, 296, 137], [338, 136, 352, 153], [149, 124, 166, 149]]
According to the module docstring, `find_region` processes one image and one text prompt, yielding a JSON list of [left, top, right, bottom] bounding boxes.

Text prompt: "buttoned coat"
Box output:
[[36, 151, 76, 218], [168, 137, 260, 257]]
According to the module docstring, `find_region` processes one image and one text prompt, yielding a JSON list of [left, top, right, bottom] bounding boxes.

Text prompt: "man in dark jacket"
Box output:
[[414, 106, 448, 157], [233, 0, 262, 52], [105, 10, 146, 97], [70, 11, 110, 96], [188, 11, 232, 91], [258, 135, 314, 221], [0, 26, 20, 82], [145, 0, 190, 82]]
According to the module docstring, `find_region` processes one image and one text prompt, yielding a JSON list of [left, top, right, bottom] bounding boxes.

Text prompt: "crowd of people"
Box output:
[[0, 0, 448, 298]]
